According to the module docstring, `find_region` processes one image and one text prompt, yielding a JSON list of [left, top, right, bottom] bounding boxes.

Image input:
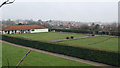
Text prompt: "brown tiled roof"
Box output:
[[2, 25, 47, 31]]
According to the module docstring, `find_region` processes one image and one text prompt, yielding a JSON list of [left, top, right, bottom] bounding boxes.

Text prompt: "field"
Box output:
[[2, 42, 94, 66], [11, 32, 118, 52], [11, 32, 88, 41], [58, 36, 118, 52]]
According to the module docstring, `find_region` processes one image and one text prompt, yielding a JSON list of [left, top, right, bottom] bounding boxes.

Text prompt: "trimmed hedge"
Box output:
[[50, 29, 90, 34], [110, 31, 120, 36], [50, 29, 120, 36], [2, 35, 120, 66]]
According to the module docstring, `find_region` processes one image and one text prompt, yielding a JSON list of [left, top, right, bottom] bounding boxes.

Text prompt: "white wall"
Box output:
[[31, 29, 48, 33], [2, 29, 49, 34]]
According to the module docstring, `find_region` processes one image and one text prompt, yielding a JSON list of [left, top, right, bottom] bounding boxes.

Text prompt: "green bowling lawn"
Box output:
[[11, 32, 118, 52], [11, 32, 88, 41], [58, 36, 118, 52]]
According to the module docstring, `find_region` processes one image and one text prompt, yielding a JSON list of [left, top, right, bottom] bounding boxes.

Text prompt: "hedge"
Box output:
[[50, 29, 120, 36], [49, 29, 90, 34], [2, 35, 120, 66], [110, 31, 120, 36]]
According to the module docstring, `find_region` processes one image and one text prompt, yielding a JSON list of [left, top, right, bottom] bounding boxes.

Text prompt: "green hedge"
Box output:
[[50, 29, 120, 36], [49, 29, 90, 34], [110, 31, 120, 36], [2, 35, 120, 66]]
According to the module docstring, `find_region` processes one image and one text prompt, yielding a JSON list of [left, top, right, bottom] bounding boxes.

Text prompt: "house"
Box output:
[[2, 25, 48, 34]]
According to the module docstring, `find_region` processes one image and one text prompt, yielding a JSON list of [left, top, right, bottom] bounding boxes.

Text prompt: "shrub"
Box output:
[[66, 37, 69, 39], [70, 36, 74, 39], [92, 34, 95, 36]]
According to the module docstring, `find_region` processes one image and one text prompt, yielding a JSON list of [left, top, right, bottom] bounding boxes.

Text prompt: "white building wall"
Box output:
[[2, 29, 49, 34], [31, 29, 48, 33]]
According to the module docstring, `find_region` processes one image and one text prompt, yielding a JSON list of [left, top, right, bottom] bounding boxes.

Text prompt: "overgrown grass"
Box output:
[[2, 42, 94, 66]]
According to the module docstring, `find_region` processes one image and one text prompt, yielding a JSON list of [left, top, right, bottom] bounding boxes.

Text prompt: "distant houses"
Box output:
[[2, 25, 48, 34]]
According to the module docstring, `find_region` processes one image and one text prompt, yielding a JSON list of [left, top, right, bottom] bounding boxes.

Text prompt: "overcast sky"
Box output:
[[0, 0, 118, 22]]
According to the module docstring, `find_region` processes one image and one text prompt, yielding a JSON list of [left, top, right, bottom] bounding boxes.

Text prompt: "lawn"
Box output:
[[11, 32, 118, 52], [11, 32, 88, 41], [58, 36, 118, 52], [2, 42, 95, 66]]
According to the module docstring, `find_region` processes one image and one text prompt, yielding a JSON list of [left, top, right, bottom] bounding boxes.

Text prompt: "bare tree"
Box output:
[[0, 0, 15, 8]]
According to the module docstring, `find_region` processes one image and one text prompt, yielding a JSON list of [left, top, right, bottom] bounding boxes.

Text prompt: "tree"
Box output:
[[95, 24, 100, 31], [38, 19, 42, 23], [5, 19, 16, 26], [18, 23, 23, 25], [90, 23, 95, 35], [80, 24, 89, 30], [0, 0, 15, 8]]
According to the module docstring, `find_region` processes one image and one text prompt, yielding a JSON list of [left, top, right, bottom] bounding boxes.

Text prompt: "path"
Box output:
[[51, 36, 94, 42], [1, 40, 115, 68], [51, 34, 118, 42]]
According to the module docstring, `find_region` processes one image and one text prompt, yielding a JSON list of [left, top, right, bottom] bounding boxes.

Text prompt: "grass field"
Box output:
[[2, 42, 95, 66], [11, 32, 88, 41], [11, 32, 118, 52], [58, 36, 118, 52]]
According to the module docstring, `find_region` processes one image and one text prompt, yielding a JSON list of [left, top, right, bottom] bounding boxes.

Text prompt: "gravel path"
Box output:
[[51, 34, 118, 42], [51, 36, 93, 42], [1, 40, 117, 68]]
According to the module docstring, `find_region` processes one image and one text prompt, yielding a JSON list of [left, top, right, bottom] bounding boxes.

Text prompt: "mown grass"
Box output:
[[58, 36, 118, 52], [11, 32, 118, 52], [11, 32, 88, 41], [2, 42, 95, 66]]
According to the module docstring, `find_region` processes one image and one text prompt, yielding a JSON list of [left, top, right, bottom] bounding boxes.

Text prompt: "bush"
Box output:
[[2, 35, 120, 67], [92, 34, 95, 36], [70, 36, 74, 39], [66, 37, 69, 39]]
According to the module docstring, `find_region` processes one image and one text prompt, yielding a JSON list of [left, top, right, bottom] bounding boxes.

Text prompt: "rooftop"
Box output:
[[2, 25, 47, 31]]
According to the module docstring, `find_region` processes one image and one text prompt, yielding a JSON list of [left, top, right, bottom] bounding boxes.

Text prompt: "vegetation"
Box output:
[[70, 36, 74, 39], [2, 42, 93, 66], [2, 35, 120, 66], [58, 36, 118, 52], [50, 29, 90, 34], [50, 29, 120, 36], [11, 32, 118, 52], [11, 32, 88, 41]]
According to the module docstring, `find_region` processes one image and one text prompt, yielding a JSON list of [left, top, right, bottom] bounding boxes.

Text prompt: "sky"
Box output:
[[0, 0, 119, 22], [0, 0, 119, 2]]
